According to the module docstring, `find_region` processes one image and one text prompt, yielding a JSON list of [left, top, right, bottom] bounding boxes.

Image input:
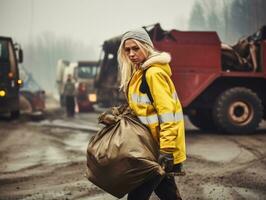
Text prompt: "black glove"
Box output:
[[158, 152, 174, 173], [172, 163, 186, 176]]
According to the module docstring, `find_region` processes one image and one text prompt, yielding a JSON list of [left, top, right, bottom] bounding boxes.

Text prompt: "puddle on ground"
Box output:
[[2, 146, 69, 172], [43, 146, 69, 163], [62, 131, 92, 152]]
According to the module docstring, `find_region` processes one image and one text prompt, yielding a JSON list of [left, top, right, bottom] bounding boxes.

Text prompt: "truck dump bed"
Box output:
[[150, 25, 221, 107]]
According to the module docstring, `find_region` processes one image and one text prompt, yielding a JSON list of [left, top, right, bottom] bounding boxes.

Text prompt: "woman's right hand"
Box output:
[[158, 152, 174, 173]]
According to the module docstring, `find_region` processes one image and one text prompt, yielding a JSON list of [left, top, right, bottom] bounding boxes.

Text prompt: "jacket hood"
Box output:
[[141, 52, 172, 76]]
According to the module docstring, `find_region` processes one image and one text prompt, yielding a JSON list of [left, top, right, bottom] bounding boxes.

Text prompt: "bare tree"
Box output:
[[188, 1, 207, 30], [188, 0, 265, 43], [228, 0, 265, 42]]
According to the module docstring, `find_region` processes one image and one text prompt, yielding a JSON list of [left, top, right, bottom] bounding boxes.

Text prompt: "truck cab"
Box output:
[[56, 60, 99, 112], [75, 61, 98, 112], [0, 36, 23, 118]]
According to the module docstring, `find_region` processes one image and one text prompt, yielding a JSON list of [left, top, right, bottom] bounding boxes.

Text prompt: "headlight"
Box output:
[[88, 93, 97, 102], [0, 90, 6, 97], [17, 79, 23, 85]]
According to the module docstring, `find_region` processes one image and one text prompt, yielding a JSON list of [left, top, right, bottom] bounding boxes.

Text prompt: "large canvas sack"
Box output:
[[86, 110, 165, 198]]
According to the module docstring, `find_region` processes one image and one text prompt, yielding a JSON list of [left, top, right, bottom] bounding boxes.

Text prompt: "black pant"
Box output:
[[127, 174, 182, 200], [65, 96, 75, 117]]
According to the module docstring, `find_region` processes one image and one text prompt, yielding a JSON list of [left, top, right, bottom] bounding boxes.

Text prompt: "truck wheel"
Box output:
[[213, 87, 263, 133], [188, 109, 217, 131]]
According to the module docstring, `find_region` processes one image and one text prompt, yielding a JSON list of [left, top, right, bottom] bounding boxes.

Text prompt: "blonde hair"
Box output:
[[117, 39, 157, 92]]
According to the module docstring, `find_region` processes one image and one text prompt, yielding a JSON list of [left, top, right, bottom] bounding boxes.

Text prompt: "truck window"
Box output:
[[0, 41, 10, 81], [77, 66, 97, 79], [0, 41, 9, 63], [8, 41, 17, 76]]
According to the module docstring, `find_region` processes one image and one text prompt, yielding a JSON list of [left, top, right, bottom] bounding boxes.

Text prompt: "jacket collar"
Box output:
[[141, 52, 171, 70]]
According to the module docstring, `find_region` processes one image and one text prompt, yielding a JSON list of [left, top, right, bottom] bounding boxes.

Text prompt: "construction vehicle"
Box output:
[[0, 36, 45, 119], [0, 36, 23, 118], [56, 60, 98, 112], [95, 24, 266, 133]]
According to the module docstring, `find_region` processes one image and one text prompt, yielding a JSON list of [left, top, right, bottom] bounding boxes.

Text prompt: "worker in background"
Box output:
[[118, 28, 186, 200], [63, 74, 76, 117]]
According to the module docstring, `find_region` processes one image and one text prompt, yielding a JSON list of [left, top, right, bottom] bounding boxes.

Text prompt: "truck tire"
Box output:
[[213, 87, 263, 133], [188, 109, 217, 131]]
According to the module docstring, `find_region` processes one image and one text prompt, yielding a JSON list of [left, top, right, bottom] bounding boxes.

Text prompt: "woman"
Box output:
[[117, 28, 186, 200]]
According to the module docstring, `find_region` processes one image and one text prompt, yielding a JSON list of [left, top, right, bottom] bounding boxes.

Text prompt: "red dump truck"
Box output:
[[95, 24, 266, 133]]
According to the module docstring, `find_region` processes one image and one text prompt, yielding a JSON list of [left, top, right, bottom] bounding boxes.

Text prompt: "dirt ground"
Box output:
[[0, 97, 266, 200]]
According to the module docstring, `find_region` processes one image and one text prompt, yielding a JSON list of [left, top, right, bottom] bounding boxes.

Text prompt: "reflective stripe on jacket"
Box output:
[[127, 53, 186, 164]]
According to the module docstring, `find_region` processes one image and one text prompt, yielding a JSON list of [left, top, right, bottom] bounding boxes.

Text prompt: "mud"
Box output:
[[0, 100, 266, 200]]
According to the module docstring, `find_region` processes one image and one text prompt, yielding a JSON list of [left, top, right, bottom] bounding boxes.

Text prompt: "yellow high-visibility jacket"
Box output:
[[127, 52, 186, 164]]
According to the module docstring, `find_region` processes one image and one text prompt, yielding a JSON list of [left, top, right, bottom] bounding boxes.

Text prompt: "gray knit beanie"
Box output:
[[121, 28, 154, 47]]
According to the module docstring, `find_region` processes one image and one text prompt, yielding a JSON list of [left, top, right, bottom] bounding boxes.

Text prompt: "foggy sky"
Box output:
[[1, 0, 197, 94], [0, 0, 195, 57]]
